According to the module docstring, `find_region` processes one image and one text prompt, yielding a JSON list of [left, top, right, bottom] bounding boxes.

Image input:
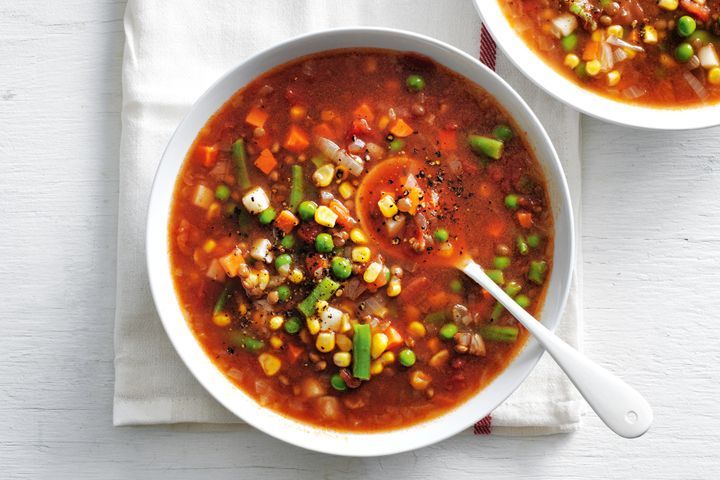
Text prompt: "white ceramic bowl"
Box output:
[[473, 0, 720, 130], [146, 27, 575, 456]]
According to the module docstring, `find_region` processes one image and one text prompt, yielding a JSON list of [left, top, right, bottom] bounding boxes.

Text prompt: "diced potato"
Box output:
[[242, 186, 270, 214]]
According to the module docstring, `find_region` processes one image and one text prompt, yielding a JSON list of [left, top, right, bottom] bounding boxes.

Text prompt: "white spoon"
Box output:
[[462, 259, 653, 438]]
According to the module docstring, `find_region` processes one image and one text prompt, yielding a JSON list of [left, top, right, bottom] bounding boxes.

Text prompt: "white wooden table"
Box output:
[[1, 1, 719, 478]]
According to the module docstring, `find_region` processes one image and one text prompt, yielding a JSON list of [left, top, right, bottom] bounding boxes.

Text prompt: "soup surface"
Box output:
[[169, 49, 554, 431], [499, 0, 720, 106]]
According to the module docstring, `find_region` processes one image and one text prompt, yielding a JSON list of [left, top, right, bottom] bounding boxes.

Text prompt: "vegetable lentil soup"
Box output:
[[499, 0, 720, 105], [169, 49, 553, 431]]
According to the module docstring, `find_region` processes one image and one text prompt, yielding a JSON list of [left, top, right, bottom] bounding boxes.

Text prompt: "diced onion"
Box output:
[[315, 137, 364, 176], [250, 238, 273, 263], [606, 35, 645, 53], [550, 13, 578, 38], [683, 71, 708, 100], [698, 44, 720, 69], [622, 86, 647, 99], [614, 48, 629, 63], [192, 184, 214, 209], [320, 306, 343, 332]]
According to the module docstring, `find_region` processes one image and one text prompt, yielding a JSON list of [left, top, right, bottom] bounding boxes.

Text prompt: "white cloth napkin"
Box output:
[[115, 0, 583, 435]]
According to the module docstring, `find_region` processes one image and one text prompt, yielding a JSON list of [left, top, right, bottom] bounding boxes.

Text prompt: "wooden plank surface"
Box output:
[[0, 1, 718, 478]]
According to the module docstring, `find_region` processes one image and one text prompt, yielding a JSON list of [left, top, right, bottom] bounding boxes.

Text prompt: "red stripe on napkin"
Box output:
[[474, 24, 497, 436]]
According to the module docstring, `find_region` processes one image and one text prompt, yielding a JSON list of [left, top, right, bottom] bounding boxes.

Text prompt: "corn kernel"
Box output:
[[269, 335, 283, 349], [258, 353, 281, 376], [585, 60, 601, 76], [350, 228, 368, 244], [320, 110, 335, 122], [352, 246, 371, 263], [207, 202, 221, 220], [409, 370, 431, 390], [379, 351, 395, 366], [312, 164, 335, 187], [268, 315, 284, 330], [658, 0, 678, 10], [378, 114, 390, 130], [363, 262, 383, 283], [371, 332, 389, 359], [336, 333, 353, 352], [564, 53, 580, 69], [202, 239, 217, 253], [333, 351, 352, 367], [257, 269, 270, 290], [377, 194, 398, 218], [605, 25, 622, 39], [315, 300, 329, 313], [338, 181, 355, 199], [307, 317, 320, 335], [437, 242, 454, 257], [642, 25, 658, 45], [624, 47, 637, 59], [591, 30, 602, 42], [607, 70, 621, 87], [289, 105, 307, 121], [289, 268, 304, 283], [212, 312, 231, 327], [429, 349, 450, 368], [370, 359, 384, 376], [340, 313, 352, 333], [314, 205, 338, 228], [708, 67, 720, 85], [316, 331, 336, 352], [408, 321, 426, 338], [238, 303, 248, 315], [387, 278, 402, 297]]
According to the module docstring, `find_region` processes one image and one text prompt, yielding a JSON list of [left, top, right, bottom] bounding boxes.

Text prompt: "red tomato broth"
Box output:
[[499, 0, 720, 106], [169, 49, 554, 431]]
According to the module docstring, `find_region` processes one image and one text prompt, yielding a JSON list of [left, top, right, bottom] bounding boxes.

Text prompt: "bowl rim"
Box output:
[[473, 0, 720, 131], [146, 26, 576, 456]]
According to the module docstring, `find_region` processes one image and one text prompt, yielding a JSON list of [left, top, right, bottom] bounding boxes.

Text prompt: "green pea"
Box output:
[[449, 278, 463, 294], [561, 33, 577, 52], [527, 234, 541, 248], [258, 207, 276, 225], [439, 323, 459, 341], [515, 294, 531, 309], [215, 184, 231, 201], [398, 348, 416, 367], [330, 373, 347, 391], [433, 228, 449, 243], [275, 254, 292, 270], [677, 15, 696, 37], [516, 236, 529, 256], [493, 256, 511, 270], [675, 42, 694, 63], [276, 285, 291, 302], [504, 194, 519, 210], [315, 233, 334, 253], [331, 256, 352, 280], [492, 124, 514, 142], [389, 139, 405, 152], [280, 234, 295, 249], [284, 316, 301, 334], [486, 269, 505, 285], [406, 74, 425, 91], [575, 61, 587, 78], [298, 200, 318, 221]]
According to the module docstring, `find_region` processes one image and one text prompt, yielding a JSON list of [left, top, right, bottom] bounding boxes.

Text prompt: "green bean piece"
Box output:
[[491, 281, 522, 321], [493, 256, 511, 270], [352, 323, 372, 380], [424, 310, 448, 325], [575, 61, 587, 79], [231, 139, 251, 190], [280, 234, 296, 250], [439, 323, 458, 341], [284, 316, 301, 334], [480, 325, 519, 343], [528, 260, 548, 285], [449, 278, 463, 294], [468, 135, 504, 160], [526, 233, 541, 248], [561, 34, 578, 52], [406, 74, 426, 91], [504, 194, 519, 210], [485, 269, 505, 285], [288, 165, 304, 212], [398, 348, 416, 367], [516, 236, 529, 255], [515, 294, 531, 309], [389, 139, 405, 152], [277, 285, 291, 303], [212, 284, 231, 315], [231, 333, 265, 352], [330, 373, 347, 391], [298, 277, 340, 317], [258, 207, 276, 225], [492, 124, 514, 142]]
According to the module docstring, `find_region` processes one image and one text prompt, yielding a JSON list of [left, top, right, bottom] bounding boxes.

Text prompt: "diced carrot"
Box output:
[[680, 0, 710, 21], [385, 79, 401, 92], [438, 129, 457, 151], [195, 145, 218, 168], [312, 123, 335, 139], [274, 210, 299, 234], [384, 326, 403, 349], [254, 148, 277, 175], [427, 337, 441, 354], [390, 119, 414, 138], [245, 106, 269, 128], [516, 211, 533, 229], [329, 199, 358, 228], [350, 118, 372, 136], [218, 249, 245, 277], [286, 343, 304, 364], [582, 41, 599, 61], [353, 103, 374, 122], [428, 291, 450, 310], [481, 288, 493, 301], [478, 182, 493, 198], [284, 125, 310, 153], [253, 133, 273, 150], [289, 105, 307, 122], [487, 219, 506, 238]]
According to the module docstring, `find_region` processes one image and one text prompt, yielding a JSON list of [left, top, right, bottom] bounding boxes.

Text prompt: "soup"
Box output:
[[169, 49, 553, 431], [499, 0, 720, 106]]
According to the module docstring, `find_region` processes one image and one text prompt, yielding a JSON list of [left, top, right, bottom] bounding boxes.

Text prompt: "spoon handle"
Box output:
[[462, 261, 652, 438]]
